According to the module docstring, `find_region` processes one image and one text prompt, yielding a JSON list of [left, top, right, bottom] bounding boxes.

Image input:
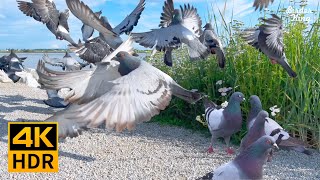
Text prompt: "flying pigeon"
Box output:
[[240, 110, 268, 152], [132, 0, 209, 66], [248, 95, 312, 155], [253, 0, 275, 11], [69, 37, 113, 63], [36, 37, 204, 138], [66, 0, 145, 49], [198, 135, 278, 180], [241, 14, 297, 77], [81, 10, 102, 42], [42, 52, 82, 71], [203, 92, 245, 154], [17, 0, 78, 46], [200, 23, 226, 68]]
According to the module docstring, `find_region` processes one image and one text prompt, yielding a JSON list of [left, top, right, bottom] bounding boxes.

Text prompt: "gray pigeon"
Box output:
[[240, 110, 268, 152], [200, 23, 226, 68], [66, 0, 145, 49], [42, 52, 82, 71], [253, 0, 275, 11], [69, 37, 112, 63], [248, 95, 312, 155], [43, 89, 69, 108], [81, 10, 102, 42], [132, 0, 209, 65], [36, 38, 203, 138], [241, 14, 297, 77], [203, 92, 245, 154], [17, 0, 78, 46], [0, 50, 25, 82], [198, 135, 278, 180]]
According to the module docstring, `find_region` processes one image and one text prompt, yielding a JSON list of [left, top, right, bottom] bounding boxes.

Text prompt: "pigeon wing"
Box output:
[[180, 4, 202, 36], [253, 0, 275, 11], [159, 0, 174, 27], [113, 0, 145, 35]]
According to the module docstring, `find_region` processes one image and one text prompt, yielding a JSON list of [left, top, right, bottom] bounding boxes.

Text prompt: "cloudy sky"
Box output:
[[0, 0, 318, 49]]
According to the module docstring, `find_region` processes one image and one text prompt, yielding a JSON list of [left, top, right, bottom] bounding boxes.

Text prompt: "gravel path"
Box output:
[[0, 83, 319, 179]]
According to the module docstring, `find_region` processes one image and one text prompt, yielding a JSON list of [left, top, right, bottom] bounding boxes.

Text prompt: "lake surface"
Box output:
[[0, 52, 147, 69]]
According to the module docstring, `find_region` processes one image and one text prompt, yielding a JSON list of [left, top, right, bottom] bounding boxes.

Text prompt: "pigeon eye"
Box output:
[[266, 140, 271, 144]]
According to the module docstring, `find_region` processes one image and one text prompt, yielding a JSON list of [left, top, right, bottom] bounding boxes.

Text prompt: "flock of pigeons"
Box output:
[[2, 0, 306, 179]]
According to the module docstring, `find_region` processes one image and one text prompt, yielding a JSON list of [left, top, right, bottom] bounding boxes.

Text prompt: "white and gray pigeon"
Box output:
[[241, 14, 297, 77], [66, 0, 145, 49], [200, 23, 226, 68], [132, 0, 209, 66], [81, 10, 102, 42], [36, 37, 204, 138], [17, 0, 78, 46], [203, 92, 245, 154], [42, 52, 82, 71], [248, 95, 312, 155], [198, 135, 278, 180], [253, 0, 274, 11]]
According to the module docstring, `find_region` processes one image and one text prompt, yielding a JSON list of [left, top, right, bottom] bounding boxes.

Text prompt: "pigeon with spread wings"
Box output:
[[17, 0, 78, 46], [132, 0, 208, 66], [37, 38, 204, 138], [241, 14, 297, 77], [253, 0, 275, 11]]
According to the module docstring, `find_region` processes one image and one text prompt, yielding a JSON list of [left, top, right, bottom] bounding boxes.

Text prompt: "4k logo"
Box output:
[[8, 122, 58, 172]]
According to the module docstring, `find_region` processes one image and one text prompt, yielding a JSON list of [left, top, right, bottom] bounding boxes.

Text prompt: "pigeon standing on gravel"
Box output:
[[248, 95, 312, 155], [132, 0, 209, 66], [17, 0, 78, 46], [37, 37, 204, 138], [66, 0, 145, 49], [253, 0, 275, 11], [44, 89, 69, 108], [198, 135, 278, 180], [203, 92, 245, 154], [241, 14, 297, 77], [200, 23, 226, 68], [240, 110, 268, 152], [81, 10, 102, 42]]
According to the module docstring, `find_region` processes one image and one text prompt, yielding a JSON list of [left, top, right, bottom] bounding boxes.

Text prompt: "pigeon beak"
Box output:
[[273, 143, 279, 149]]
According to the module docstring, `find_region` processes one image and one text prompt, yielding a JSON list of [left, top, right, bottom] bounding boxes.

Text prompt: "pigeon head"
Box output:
[[95, 10, 102, 17], [172, 9, 183, 22], [115, 51, 141, 76], [116, 51, 130, 59], [254, 110, 269, 129], [230, 92, 245, 103], [248, 95, 263, 124], [203, 23, 213, 30]]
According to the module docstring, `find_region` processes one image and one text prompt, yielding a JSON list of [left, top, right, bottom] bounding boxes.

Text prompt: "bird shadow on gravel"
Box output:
[[0, 95, 52, 115], [59, 150, 96, 162]]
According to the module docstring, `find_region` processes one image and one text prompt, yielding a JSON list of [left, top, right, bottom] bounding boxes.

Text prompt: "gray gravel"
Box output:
[[0, 83, 319, 179]]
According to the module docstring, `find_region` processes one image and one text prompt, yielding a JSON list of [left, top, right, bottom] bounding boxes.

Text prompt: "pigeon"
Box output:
[[241, 14, 297, 77], [248, 95, 312, 155], [200, 23, 226, 68], [198, 135, 278, 180], [43, 89, 69, 108], [3, 57, 24, 83], [68, 37, 113, 63], [0, 70, 13, 83], [253, 0, 275, 11], [132, 0, 209, 66], [66, 0, 145, 49], [240, 110, 268, 152], [42, 52, 82, 71], [36, 37, 204, 138], [17, 0, 78, 46], [81, 10, 102, 42], [203, 92, 245, 154], [0, 50, 26, 69]]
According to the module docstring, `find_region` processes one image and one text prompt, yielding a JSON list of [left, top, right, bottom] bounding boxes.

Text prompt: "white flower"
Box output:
[[216, 80, 223, 85], [221, 92, 227, 96], [270, 105, 281, 116], [221, 101, 228, 108], [218, 87, 232, 96]]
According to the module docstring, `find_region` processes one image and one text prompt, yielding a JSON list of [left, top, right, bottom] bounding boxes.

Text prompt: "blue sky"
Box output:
[[0, 0, 318, 49]]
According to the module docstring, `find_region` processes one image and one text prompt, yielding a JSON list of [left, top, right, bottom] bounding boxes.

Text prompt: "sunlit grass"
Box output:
[[147, 2, 320, 149]]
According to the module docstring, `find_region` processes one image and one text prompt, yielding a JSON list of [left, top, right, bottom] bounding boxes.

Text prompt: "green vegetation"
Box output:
[[148, 3, 320, 149]]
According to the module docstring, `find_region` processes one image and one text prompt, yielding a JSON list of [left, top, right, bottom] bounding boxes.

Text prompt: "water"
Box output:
[[0, 52, 147, 70]]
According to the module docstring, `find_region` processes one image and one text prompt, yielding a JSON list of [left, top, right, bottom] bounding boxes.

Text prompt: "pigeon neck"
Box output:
[[224, 99, 241, 118], [235, 146, 267, 179], [118, 56, 141, 76], [248, 103, 262, 125]]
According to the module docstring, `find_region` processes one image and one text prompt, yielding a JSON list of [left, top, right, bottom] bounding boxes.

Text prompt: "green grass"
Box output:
[[146, 2, 320, 149]]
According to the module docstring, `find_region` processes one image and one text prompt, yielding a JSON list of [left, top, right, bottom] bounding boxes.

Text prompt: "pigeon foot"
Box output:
[[226, 147, 235, 155], [210, 48, 216, 54], [270, 59, 277, 64], [207, 146, 214, 153]]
